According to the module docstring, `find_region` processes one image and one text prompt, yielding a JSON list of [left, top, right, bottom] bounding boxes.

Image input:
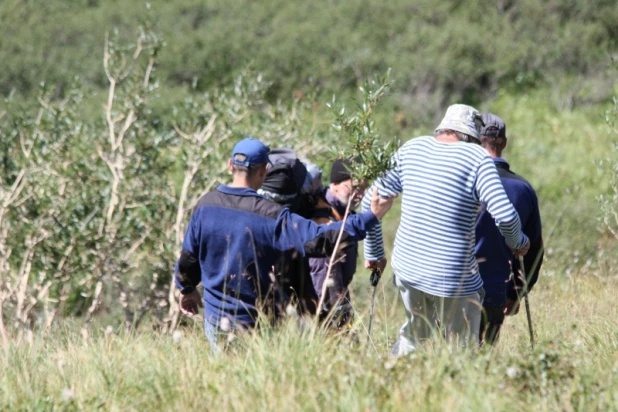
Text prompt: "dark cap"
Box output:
[[231, 137, 271, 167], [480, 113, 506, 138], [330, 158, 354, 184]]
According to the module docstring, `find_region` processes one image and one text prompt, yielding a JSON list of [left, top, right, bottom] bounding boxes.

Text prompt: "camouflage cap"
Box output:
[[435, 104, 484, 140]]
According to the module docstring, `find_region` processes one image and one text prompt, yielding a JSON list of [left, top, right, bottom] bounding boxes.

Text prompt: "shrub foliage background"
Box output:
[[0, 21, 333, 336], [1, 0, 617, 120]]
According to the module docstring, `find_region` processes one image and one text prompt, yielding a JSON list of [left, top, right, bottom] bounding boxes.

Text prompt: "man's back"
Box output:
[[394, 136, 491, 297], [179, 184, 383, 328], [475, 158, 543, 306], [361, 104, 530, 355], [364, 136, 524, 298], [186, 186, 286, 325]]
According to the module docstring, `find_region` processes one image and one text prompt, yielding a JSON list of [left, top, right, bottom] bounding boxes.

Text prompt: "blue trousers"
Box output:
[[204, 319, 221, 354]]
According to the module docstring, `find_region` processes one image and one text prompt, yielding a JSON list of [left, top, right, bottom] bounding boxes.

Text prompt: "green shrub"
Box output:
[[1, 0, 616, 116], [0, 24, 330, 336]]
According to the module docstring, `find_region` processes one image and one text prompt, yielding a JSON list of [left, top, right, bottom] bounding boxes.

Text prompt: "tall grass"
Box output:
[[1, 271, 617, 410]]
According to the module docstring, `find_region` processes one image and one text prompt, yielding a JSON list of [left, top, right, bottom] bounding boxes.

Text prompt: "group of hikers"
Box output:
[[174, 103, 543, 354]]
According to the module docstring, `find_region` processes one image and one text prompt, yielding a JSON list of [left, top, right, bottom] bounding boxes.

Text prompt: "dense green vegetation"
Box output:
[[1, 0, 617, 409], [1, 0, 617, 119]]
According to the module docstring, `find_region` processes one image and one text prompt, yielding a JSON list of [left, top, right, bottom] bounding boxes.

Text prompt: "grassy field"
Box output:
[[1, 273, 617, 410], [2, 92, 618, 410]]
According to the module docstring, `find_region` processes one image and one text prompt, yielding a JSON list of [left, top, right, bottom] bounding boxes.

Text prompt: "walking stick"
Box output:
[[518, 256, 535, 348], [367, 269, 381, 342]]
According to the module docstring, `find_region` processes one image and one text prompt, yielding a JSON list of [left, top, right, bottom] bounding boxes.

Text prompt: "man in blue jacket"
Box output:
[[174, 137, 394, 346], [475, 113, 544, 345]]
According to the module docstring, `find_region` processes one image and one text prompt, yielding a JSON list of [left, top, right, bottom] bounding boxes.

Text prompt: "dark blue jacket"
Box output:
[[475, 158, 543, 307], [175, 185, 378, 327]]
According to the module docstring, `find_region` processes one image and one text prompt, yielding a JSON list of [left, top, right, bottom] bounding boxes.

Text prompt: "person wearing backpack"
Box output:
[[309, 158, 368, 329], [258, 148, 324, 315]]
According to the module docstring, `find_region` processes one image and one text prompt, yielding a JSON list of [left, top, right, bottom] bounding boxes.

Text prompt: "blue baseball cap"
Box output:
[[231, 137, 271, 167]]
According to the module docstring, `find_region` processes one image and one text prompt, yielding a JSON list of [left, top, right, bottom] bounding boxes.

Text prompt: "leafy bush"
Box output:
[[0, 23, 330, 337], [1, 0, 616, 119]]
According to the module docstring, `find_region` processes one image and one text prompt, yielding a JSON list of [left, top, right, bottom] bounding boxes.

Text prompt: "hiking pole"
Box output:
[[367, 269, 381, 343], [518, 256, 535, 348]]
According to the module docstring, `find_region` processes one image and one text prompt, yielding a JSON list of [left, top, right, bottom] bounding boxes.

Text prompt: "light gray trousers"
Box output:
[[392, 275, 482, 356]]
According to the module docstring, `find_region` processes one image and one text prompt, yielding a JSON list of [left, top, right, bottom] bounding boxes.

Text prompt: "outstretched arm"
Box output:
[[274, 189, 395, 257]]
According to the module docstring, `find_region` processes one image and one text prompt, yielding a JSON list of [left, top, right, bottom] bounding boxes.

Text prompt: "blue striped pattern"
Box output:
[[362, 136, 528, 298]]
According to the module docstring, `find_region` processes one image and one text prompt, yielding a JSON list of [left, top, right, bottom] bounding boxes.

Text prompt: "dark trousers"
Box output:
[[479, 305, 506, 345], [277, 254, 318, 315]]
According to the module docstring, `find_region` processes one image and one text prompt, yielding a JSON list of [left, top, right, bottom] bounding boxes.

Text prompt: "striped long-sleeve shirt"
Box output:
[[362, 136, 528, 298]]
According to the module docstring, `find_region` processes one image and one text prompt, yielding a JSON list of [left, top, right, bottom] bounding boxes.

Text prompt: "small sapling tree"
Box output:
[[315, 70, 400, 319]]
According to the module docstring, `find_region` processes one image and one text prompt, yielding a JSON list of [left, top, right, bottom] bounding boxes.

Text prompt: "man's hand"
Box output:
[[179, 290, 203, 317], [504, 298, 520, 316], [511, 239, 530, 258], [370, 188, 397, 220], [365, 258, 387, 273], [366, 258, 387, 286]]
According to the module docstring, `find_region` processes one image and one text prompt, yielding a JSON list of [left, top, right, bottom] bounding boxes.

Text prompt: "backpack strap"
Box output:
[[312, 195, 346, 222], [313, 207, 335, 220], [330, 206, 343, 221]]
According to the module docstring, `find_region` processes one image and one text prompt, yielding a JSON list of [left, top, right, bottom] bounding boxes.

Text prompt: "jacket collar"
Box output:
[[217, 184, 264, 198], [493, 157, 510, 170]]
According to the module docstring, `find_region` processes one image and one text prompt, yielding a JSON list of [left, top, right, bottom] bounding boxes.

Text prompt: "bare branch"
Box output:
[[85, 280, 104, 321], [172, 123, 192, 140], [115, 109, 135, 152], [143, 56, 155, 89], [315, 192, 355, 316], [122, 228, 152, 262], [104, 32, 117, 150], [3, 169, 28, 208]]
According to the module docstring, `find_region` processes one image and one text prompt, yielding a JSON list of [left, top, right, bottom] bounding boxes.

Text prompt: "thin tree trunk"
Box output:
[[315, 193, 354, 316]]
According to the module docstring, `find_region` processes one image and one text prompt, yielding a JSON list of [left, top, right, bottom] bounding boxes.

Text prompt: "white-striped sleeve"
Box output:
[[376, 152, 403, 197], [474, 156, 528, 249], [361, 153, 402, 261], [361, 187, 385, 260]]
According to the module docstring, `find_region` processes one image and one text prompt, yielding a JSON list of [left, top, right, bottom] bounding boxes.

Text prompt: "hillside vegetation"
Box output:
[[1, 0, 616, 118]]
